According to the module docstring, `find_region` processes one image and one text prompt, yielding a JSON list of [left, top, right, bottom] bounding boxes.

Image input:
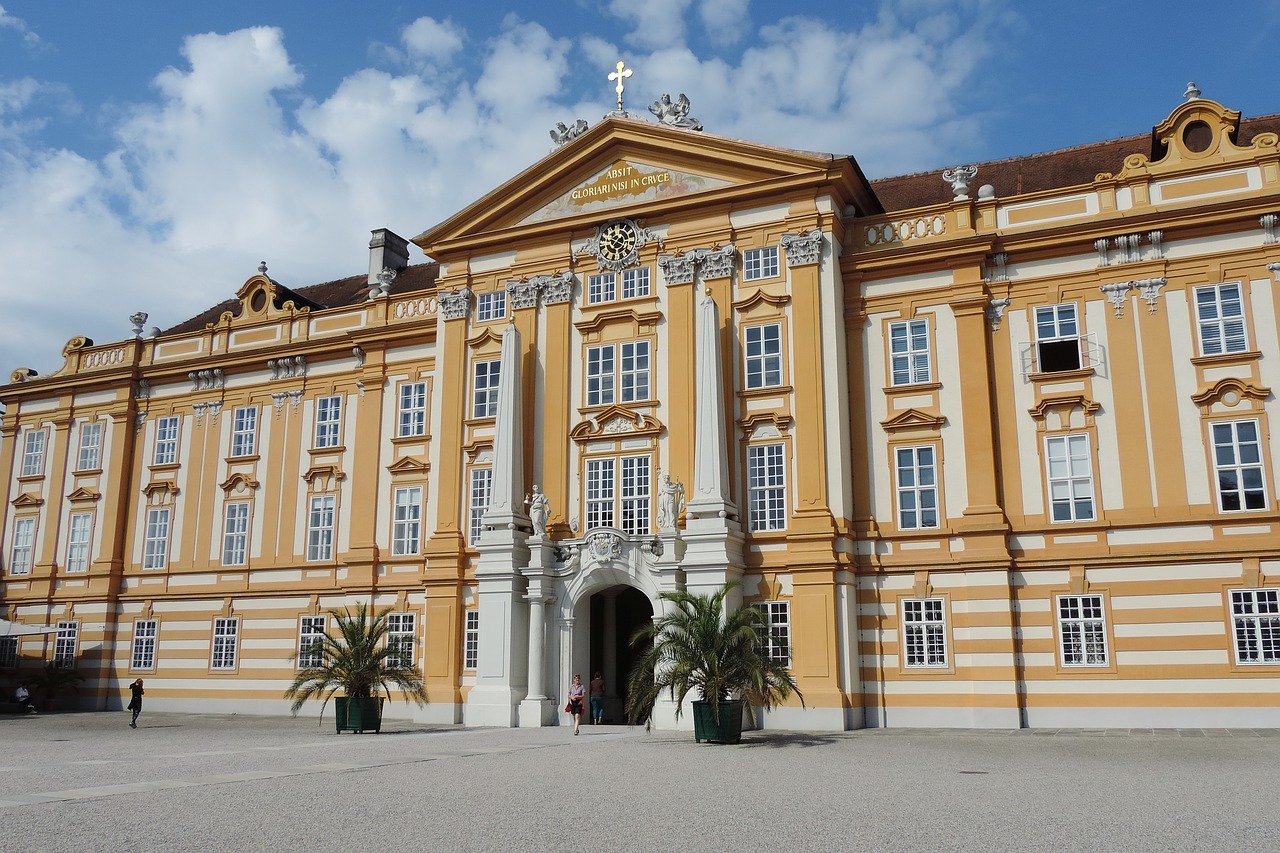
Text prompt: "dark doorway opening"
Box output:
[[589, 586, 653, 724]]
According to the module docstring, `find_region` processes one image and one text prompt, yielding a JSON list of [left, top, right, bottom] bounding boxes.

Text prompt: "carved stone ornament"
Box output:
[[550, 119, 589, 148], [268, 355, 306, 381], [574, 218, 663, 272], [1262, 214, 1279, 245], [1099, 282, 1132, 318], [534, 271, 575, 305], [942, 165, 978, 200], [1135, 277, 1166, 313], [129, 312, 148, 338], [648, 93, 703, 131], [696, 244, 736, 279], [657, 252, 697, 285], [439, 287, 473, 320], [986, 297, 1011, 331], [780, 229, 823, 267], [505, 279, 541, 310], [189, 369, 225, 392], [586, 531, 623, 562]]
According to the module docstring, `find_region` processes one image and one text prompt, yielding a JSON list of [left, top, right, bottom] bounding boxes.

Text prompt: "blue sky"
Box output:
[[2, 0, 1279, 377]]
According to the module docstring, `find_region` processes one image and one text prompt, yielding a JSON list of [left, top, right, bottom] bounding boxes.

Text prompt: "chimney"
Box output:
[[368, 229, 410, 286]]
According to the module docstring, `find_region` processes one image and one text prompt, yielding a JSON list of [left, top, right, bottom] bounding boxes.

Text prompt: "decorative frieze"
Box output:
[[268, 355, 306, 380], [1262, 214, 1278, 245], [439, 287, 473, 320], [780, 229, 823, 267], [189, 369, 224, 391], [1095, 231, 1165, 266]]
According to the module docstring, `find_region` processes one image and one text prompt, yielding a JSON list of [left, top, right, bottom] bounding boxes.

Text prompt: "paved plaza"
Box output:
[[1, 712, 1278, 852]]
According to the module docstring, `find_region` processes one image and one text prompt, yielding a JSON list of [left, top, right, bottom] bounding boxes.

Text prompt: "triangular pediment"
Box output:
[[415, 117, 880, 258], [880, 409, 946, 433]]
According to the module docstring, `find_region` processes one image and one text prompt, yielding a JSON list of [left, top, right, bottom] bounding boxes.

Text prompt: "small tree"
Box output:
[[28, 662, 85, 711], [625, 582, 802, 729], [284, 604, 428, 720]]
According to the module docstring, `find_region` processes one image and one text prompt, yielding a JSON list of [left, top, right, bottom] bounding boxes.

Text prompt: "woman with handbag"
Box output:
[[565, 674, 586, 735]]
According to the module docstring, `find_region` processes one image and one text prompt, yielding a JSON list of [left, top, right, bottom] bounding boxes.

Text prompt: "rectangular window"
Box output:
[[1211, 420, 1267, 512], [464, 610, 479, 670], [154, 416, 180, 465], [143, 508, 171, 570], [621, 267, 650, 300], [53, 621, 78, 667], [0, 636, 17, 668], [585, 458, 615, 530], [472, 360, 501, 419], [889, 319, 931, 385], [230, 406, 257, 457], [1195, 282, 1247, 355], [747, 443, 787, 532], [587, 342, 650, 406], [743, 247, 779, 281], [902, 598, 948, 667], [588, 272, 616, 304], [9, 517, 35, 575], [1045, 434, 1095, 522], [297, 615, 326, 669], [387, 613, 416, 669], [757, 601, 791, 666], [397, 382, 428, 437], [745, 323, 783, 389], [211, 617, 239, 670], [619, 455, 651, 536], [21, 429, 46, 477], [1230, 589, 1280, 664], [586, 345, 616, 406], [392, 486, 422, 556], [620, 341, 650, 403], [77, 422, 103, 471], [65, 512, 93, 573], [222, 502, 250, 566], [306, 495, 335, 561], [469, 468, 492, 545], [131, 620, 157, 670], [583, 455, 651, 534], [895, 446, 939, 530], [314, 396, 342, 449], [1034, 303, 1081, 372], [476, 290, 506, 322], [1057, 594, 1108, 666]]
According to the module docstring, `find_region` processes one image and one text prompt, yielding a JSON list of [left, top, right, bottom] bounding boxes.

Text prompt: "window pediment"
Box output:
[[66, 487, 101, 504], [387, 456, 431, 477], [732, 289, 791, 314], [1191, 378, 1271, 414], [466, 327, 505, 348], [573, 308, 663, 336], [570, 406, 664, 441], [219, 473, 260, 496], [880, 409, 946, 433], [11, 492, 44, 508], [302, 464, 345, 492], [1028, 394, 1100, 430]]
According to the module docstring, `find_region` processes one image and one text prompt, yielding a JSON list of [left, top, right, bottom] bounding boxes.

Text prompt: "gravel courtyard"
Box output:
[[2, 712, 1277, 852]]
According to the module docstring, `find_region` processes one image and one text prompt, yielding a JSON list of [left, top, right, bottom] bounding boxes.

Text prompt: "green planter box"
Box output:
[[334, 696, 384, 734], [692, 699, 744, 744]]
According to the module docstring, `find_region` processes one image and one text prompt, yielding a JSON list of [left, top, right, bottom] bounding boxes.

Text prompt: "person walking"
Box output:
[[589, 671, 605, 725], [566, 674, 586, 735], [127, 678, 144, 728]]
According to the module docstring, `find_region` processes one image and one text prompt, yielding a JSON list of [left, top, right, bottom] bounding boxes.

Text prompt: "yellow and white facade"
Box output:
[[2, 93, 1278, 728]]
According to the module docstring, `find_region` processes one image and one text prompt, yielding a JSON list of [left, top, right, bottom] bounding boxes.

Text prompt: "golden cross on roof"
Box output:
[[608, 61, 633, 112]]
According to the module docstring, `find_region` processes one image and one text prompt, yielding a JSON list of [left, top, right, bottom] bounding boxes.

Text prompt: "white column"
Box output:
[[602, 591, 619, 721]]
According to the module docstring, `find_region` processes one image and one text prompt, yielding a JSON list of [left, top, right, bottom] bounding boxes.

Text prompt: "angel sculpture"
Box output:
[[549, 119, 589, 147], [648, 93, 703, 131]]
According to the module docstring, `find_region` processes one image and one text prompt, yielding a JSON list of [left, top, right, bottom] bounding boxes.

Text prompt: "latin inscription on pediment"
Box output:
[[524, 160, 730, 224]]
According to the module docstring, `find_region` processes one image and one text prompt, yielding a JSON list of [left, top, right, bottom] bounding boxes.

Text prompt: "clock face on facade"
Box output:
[[597, 221, 638, 263]]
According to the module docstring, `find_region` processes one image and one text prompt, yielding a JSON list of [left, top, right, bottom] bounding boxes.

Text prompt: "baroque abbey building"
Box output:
[[2, 86, 1278, 729]]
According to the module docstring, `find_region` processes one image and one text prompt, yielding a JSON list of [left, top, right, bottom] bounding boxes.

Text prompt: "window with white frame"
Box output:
[[230, 406, 258, 457], [9, 518, 35, 575], [744, 323, 783, 389], [757, 600, 791, 666], [743, 247, 779, 281], [306, 495, 336, 561], [314, 396, 342, 449], [21, 429, 46, 477], [902, 598, 948, 667], [53, 621, 78, 667], [1032, 303, 1085, 373], [143, 508, 171, 570], [586, 341, 650, 405], [464, 610, 479, 669], [1211, 420, 1267, 512], [584, 455, 651, 535], [297, 615, 326, 669], [889, 319, 931, 385], [1045, 434, 1095, 522], [1056, 594, 1108, 666], [154, 416, 180, 465], [65, 512, 92, 572], [392, 486, 422, 556], [476, 290, 506, 322], [77, 422, 103, 471], [222, 502, 250, 566], [621, 267, 651, 300], [1230, 588, 1280, 665], [397, 381, 428, 437], [1195, 282, 1247, 356], [0, 636, 17, 668], [472, 360, 501, 419], [468, 468, 492, 545], [387, 613, 416, 669], [211, 617, 239, 670], [587, 271, 617, 304], [131, 619, 157, 670], [747, 443, 787, 532], [895, 445, 939, 530]]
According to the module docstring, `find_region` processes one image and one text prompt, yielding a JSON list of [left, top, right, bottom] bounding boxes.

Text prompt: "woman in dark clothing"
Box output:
[[127, 679, 144, 728]]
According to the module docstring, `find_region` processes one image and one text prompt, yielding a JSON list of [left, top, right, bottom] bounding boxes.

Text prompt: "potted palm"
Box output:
[[625, 582, 803, 744], [284, 603, 428, 733]]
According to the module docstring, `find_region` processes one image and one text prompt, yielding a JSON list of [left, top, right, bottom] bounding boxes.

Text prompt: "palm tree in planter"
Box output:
[[625, 582, 802, 743], [285, 604, 428, 733]]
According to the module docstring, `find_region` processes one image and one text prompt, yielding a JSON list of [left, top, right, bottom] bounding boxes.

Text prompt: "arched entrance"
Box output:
[[588, 586, 653, 724]]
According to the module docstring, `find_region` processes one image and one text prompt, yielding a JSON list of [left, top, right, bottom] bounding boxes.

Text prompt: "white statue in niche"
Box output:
[[656, 469, 686, 531], [525, 485, 550, 536]]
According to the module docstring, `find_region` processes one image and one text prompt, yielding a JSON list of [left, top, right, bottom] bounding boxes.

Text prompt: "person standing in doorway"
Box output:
[[589, 671, 605, 725], [567, 674, 586, 735], [127, 678, 144, 728]]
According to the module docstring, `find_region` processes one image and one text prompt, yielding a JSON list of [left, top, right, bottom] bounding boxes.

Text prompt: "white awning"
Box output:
[[0, 618, 59, 637]]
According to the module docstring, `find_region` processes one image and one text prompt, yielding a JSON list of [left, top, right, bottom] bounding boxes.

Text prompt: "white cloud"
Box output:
[[698, 0, 751, 47], [402, 16, 465, 65], [608, 0, 694, 49], [0, 4, 42, 50]]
